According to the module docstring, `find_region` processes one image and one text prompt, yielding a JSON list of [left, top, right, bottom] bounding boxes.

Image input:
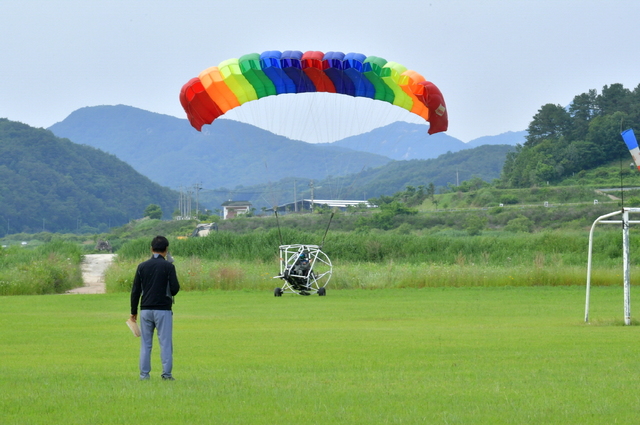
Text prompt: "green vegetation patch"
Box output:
[[0, 240, 83, 295]]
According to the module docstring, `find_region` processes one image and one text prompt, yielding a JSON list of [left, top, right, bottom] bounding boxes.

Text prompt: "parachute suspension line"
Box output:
[[333, 96, 356, 199], [305, 93, 317, 143], [327, 92, 338, 144], [335, 93, 349, 143], [331, 96, 365, 200], [309, 93, 333, 198], [336, 98, 374, 199], [265, 160, 285, 215], [316, 93, 331, 143], [319, 211, 334, 249], [274, 210, 283, 246], [234, 103, 252, 136], [250, 98, 260, 132], [337, 98, 394, 199], [286, 94, 299, 141], [302, 93, 322, 143], [294, 94, 308, 142], [291, 94, 308, 142]]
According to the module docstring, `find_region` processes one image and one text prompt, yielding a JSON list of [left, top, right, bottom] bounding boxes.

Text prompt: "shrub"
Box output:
[[499, 194, 519, 205], [626, 197, 640, 207], [505, 216, 534, 233], [465, 215, 487, 236]]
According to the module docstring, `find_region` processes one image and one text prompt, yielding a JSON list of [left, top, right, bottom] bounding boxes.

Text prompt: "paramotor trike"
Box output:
[[274, 244, 332, 296]]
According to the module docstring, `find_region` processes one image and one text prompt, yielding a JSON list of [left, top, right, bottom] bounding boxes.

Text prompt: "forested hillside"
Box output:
[[0, 119, 177, 234], [48, 105, 393, 189], [198, 144, 514, 210], [502, 83, 640, 187], [317, 144, 514, 199]]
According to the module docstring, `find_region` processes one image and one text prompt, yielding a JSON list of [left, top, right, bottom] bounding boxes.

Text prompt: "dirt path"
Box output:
[[594, 189, 620, 201], [66, 253, 116, 294]]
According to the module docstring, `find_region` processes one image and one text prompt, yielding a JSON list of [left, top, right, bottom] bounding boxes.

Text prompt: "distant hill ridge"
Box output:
[[0, 118, 176, 234], [48, 105, 393, 190], [197, 143, 515, 211], [329, 122, 524, 160], [48, 105, 525, 190]]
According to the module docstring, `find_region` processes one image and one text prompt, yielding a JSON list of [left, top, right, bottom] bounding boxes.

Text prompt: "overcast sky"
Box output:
[[2, 0, 640, 143]]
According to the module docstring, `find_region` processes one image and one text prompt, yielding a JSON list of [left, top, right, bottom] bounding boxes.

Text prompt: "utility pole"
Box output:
[[193, 183, 202, 219], [186, 189, 193, 219], [178, 186, 183, 219], [294, 180, 297, 212], [178, 186, 193, 219], [310, 180, 314, 213]]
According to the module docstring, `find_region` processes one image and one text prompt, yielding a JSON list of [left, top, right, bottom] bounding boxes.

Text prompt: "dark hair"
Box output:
[[151, 235, 169, 253]]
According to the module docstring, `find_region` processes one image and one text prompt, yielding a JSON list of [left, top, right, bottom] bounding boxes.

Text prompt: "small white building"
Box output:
[[221, 201, 252, 219]]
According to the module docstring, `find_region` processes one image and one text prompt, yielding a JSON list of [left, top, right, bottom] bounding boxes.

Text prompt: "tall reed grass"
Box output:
[[105, 228, 633, 293], [0, 240, 83, 295], [105, 256, 629, 293], [117, 227, 632, 267]]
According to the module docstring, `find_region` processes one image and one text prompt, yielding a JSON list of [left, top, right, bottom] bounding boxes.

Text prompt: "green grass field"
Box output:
[[1, 287, 639, 424]]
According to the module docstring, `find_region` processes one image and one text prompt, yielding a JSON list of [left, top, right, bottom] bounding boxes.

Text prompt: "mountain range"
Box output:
[[196, 143, 515, 212], [327, 122, 524, 160], [48, 106, 392, 190], [48, 105, 524, 193]]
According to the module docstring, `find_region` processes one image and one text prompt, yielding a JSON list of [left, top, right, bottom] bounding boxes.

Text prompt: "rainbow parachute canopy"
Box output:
[[180, 50, 448, 135]]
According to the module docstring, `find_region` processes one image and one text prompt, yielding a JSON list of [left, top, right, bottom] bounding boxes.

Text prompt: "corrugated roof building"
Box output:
[[268, 199, 374, 213]]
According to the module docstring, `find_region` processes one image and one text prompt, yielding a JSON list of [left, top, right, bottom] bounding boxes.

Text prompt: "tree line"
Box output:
[[0, 119, 177, 234], [501, 83, 640, 187]]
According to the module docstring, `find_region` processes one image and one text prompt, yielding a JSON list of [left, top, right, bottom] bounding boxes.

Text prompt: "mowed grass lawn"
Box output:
[[1, 287, 639, 424]]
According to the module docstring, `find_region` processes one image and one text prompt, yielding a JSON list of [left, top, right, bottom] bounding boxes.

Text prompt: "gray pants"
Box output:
[[139, 309, 173, 379]]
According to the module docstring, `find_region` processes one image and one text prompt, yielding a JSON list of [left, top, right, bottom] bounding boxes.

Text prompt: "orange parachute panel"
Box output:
[[398, 70, 429, 121], [198, 67, 240, 113]]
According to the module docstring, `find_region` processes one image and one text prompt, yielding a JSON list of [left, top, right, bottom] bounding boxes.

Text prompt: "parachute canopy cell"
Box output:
[[179, 50, 448, 135]]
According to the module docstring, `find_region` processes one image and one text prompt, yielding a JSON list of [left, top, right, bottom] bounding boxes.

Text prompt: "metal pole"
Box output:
[[585, 217, 598, 323], [194, 183, 201, 218], [585, 210, 623, 323], [623, 210, 631, 325]]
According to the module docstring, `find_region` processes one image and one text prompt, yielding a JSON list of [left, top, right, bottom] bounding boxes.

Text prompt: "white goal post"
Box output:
[[585, 207, 640, 325]]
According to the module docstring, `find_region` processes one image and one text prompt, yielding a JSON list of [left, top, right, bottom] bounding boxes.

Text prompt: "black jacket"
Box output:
[[131, 254, 180, 315]]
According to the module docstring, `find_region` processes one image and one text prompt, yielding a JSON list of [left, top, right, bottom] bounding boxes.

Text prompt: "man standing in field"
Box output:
[[130, 235, 180, 381]]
